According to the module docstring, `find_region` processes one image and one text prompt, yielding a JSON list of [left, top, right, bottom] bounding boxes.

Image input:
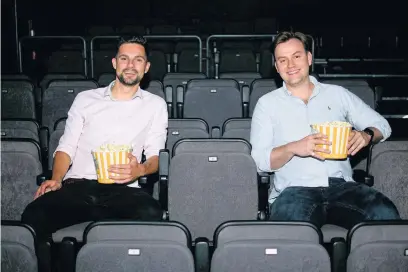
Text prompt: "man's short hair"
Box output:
[[271, 31, 310, 59], [116, 36, 149, 59]]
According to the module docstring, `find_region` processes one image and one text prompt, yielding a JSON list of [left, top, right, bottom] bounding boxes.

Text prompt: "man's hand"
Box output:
[[34, 180, 62, 199], [108, 153, 146, 184], [290, 133, 332, 160], [347, 130, 371, 156]]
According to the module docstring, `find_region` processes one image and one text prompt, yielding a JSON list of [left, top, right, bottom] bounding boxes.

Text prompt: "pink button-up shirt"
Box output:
[[55, 81, 168, 187]]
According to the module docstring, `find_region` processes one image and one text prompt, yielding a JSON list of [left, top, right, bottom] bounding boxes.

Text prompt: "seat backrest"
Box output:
[[249, 79, 278, 116], [148, 50, 167, 80], [42, 80, 98, 132], [321, 79, 376, 109], [184, 79, 242, 129], [97, 73, 115, 87], [347, 222, 408, 272], [167, 119, 210, 157], [40, 73, 85, 91], [369, 140, 408, 219], [92, 50, 116, 77], [220, 72, 262, 90], [54, 117, 67, 131], [1, 139, 42, 220], [169, 139, 258, 240], [1, 222, 37, 272], [178, 49, 201, 73], [215, 221, 323, 246], [163, 73, 207, 117], [1, 74, 32, 81], [143, 80, 165, 99], [187, 78, 239, 89], [84, 221, 191, 244], [164, 73, 207, 87], [211, 221, 330, 272], [1, 120, 40, 143], [219, 49, 257, 73], [47, 50, 84, 74], [76, 221, 194, 272], [1, 80, 36, 119], [222, 118, 251, 142]]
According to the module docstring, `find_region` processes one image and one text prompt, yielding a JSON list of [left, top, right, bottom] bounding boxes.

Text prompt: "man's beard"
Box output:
[[117, 70, 142, 86]]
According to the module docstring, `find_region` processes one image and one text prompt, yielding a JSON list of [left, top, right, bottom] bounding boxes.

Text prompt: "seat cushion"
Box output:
[[52, 222, 92, 242], [321, 224, 347, 243]]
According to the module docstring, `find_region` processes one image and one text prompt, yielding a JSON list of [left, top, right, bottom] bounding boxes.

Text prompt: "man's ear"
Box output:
[[307, 51, 313, 66], [274, 60, 279, 74], [144, 61, 151, 74], [112, 57, 117, 70]]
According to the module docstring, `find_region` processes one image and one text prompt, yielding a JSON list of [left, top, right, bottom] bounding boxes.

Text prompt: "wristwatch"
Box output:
[[363, 128, 374, 145]]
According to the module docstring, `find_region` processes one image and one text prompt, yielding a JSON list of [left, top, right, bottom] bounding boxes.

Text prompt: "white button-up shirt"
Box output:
[[55, 81, 168, 187]]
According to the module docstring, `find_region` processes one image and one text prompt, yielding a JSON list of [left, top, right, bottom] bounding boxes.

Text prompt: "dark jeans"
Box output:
[[269, 178, 400, 229], [21, 179, 163, 239]]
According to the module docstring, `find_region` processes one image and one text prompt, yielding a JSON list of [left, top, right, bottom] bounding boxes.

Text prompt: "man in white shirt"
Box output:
[[22, 36, 168, 238]]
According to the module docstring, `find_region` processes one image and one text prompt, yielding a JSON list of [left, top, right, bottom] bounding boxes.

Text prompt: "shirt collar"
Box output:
[[104, 81, 143, 100], [282, 75, 321, 98]]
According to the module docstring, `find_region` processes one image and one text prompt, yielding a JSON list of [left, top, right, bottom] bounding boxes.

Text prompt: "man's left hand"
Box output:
[[108, 153, 145, 184], [347, 130, 371, 156]]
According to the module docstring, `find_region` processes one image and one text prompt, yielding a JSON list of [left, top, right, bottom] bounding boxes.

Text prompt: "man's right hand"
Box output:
[[290, 133, 332, 160], [34, 180, 62, 199]]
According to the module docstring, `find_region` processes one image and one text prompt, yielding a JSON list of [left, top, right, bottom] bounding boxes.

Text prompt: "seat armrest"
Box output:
[[159, 149, 170, 211], [353, 170, 374, 187], [257, 172, 272, 219], [194, 237, 210, 272], [242, 85, 250, 118], [211, 126, 221, 138]]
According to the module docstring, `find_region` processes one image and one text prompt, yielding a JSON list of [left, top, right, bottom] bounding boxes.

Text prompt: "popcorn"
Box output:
[[92, 143, 133, 184], [94, 144, 132, 152], [313, 121, 352, 127], [311, 121, 352, 160]]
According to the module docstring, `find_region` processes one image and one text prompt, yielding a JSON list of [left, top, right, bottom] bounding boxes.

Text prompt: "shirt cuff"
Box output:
[[257, 146, 277, 173], [371, 121, 392, 142]]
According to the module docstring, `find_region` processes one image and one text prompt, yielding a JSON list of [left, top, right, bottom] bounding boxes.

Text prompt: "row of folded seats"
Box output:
[[3, 220, 408, 272], [21, 40, 280, 79], [2, 124, 408, 229], [2, 135, 408, 271], [19, 33, 408, 80], [2, 114, 408, 171], [2, 74, 408, 137]]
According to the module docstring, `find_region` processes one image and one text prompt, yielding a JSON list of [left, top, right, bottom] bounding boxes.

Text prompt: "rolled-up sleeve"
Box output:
[[341, 87, 391, 142], [250, 98, 277, 172], [143, 98, 168, 159], [54, 94, 85, 163]]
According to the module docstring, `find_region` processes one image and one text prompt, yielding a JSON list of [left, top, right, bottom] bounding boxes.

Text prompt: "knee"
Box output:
[[138, 200, 164, 221], [21, 203, 48, 227], [269, 201, 320, 223], [365, 197, 400, 220]]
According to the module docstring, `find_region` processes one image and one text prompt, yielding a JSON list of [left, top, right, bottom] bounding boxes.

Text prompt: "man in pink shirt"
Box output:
[[22, 36, 168, 239]]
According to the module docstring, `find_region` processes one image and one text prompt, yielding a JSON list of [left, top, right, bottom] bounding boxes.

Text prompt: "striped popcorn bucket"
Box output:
[[311, 122, 352, 160], [91, 149, 133, 184]]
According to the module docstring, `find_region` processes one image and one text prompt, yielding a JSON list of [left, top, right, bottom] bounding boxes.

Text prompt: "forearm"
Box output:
[[51, 151, 71, 182], [368, 127, 384, 144], [141, 156, 159, 176], [269, 142, 296, 170]]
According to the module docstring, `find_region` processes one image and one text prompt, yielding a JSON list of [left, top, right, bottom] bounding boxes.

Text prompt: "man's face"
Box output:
[[112, 43, 150, 86], [274, 38, 312, 88]]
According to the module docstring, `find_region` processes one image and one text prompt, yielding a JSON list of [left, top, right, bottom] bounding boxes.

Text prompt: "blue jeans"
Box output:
[[269, 178, 400, 229]]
